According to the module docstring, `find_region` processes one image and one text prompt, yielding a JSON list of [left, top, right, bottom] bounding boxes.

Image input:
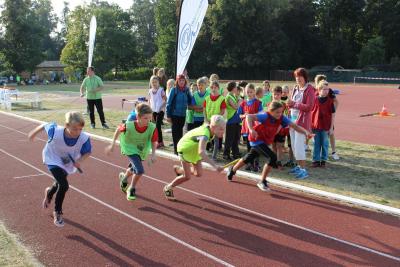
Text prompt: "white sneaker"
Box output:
[[332, 152, 340, 160], [257, 181, 271, 192]]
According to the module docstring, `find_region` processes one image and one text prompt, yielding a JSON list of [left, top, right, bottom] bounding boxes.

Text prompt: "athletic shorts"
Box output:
[[127, 154, 144, 174], [274, 134, 285, 143], [243, 143, 278, 168]]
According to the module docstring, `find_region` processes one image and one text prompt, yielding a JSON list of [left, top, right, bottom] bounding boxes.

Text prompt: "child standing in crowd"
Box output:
[[314, 74, 339, 160], [270, 86, 286, 168], [165, 79, 175, 98], [148, 75, 166, 148], [261, 80, 272, 110], [256, 86, 264, 105], [190, 77, 209, 129], [29, 112, 91, 227], [186, 83, 199, 131], [227, 101, 311, 191], [223, 81, 242, 160], [311, 80, 335, 167], [238, 83, 263, 171], [208, 74, 224, 95], [106, 103, 157, 201], [157, 68, 168, 90], [163, 115, 225, 201], [204, 80, 226, 159], [281, 85, 295, 167]]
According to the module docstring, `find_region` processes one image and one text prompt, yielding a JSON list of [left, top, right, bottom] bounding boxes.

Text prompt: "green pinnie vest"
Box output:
[[177, 125, 212, 163], [119, 121, 156, 160], [205, 95, 225, 120], [193, 90, 210, 118], [225, 92, 238, 120]]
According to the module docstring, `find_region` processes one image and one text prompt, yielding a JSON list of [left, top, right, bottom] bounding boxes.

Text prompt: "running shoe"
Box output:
[[226, 166, 236, 182], [289, 166, 301, 174], [331, 152, 340, 160], [312, 161, 320, 168], [90, 123, 95, 129], [296, 169, 309, 179], [42, 187, 51, 209], [320, 161, 326, 168], [53, 211, 65, 227], [163, 185, 175, 201], [257, 180, 271, 192], [102, 123, 110, 129], [119, 172, 128, 193], [127, 187, 136, 201]]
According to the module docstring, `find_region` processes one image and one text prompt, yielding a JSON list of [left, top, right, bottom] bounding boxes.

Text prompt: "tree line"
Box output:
[[0, 0, 399, 80]]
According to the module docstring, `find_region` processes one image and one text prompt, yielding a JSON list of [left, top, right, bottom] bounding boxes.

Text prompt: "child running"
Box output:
[[163, 115, 226, 201], [28, 112, 91, 227], [227, 101, 312, 191], [106, 103, 157, 201]]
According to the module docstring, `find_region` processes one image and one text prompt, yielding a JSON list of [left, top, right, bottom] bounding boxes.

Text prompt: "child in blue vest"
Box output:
[[28, 112, 92, 227], [189, 77, 209, 130], [227, 101, 312, 191], [106, 103, 158, 201], [311, 80, 335, 167]]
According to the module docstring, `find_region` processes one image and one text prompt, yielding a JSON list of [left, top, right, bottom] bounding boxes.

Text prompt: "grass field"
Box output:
[[6, 94, 400, 209], [0, 222, 42, 267]]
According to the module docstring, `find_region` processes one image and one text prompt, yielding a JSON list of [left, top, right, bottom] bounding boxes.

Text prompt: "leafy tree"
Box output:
[[130, 0, 157, 66], [154, 0, 178, 75], [357, 36, 386, 67]]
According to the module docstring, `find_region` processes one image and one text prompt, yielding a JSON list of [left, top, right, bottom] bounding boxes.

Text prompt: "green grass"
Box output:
[[6, 95, 400, 209], [0, 222, 42, 267], [14, 81, 149, 96]]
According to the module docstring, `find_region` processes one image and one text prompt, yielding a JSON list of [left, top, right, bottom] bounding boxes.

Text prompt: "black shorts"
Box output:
[[243, 143, 278, 168], [274, 134, 285, 143]]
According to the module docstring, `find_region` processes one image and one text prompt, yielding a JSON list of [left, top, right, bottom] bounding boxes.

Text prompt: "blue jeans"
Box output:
[[313, 130, 329, 162]]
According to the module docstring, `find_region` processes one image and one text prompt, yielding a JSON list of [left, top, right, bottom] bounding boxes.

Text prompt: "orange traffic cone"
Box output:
[[379, 105, 389, 116]]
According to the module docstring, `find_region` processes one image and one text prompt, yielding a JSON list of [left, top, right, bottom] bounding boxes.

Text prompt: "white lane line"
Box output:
[[0, 148, 234, 267], [91, 156, 400, 263], [13, 173, 45, 179], [1, 122, 400, 263]]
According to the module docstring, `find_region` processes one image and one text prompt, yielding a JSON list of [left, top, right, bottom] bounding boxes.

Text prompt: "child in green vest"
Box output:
[[189, 77, 209, 130], [186, 83, 198, 131], [203, 81, 226, 159], [260, 80, 272, 110], [106, 103, 158, 201], [163, 115, 226, 201], [223, 81, 242, 160]]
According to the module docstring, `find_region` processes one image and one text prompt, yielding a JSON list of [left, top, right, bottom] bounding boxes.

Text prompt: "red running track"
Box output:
[[0, 112, 399, 266]]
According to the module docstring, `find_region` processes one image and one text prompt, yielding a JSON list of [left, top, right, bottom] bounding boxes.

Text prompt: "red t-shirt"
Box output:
[[203, 95, 227, 109], [118, 122, 158, 142]]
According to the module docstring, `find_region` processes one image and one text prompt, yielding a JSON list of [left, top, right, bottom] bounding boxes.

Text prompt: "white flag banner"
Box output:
[[88, 16, 97, 67], [176, 0, 208, 75]]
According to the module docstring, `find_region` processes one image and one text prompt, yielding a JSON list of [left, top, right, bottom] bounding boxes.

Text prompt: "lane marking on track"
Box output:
[[1, 122, 400, 263], [13, 173, 45, 179], [91, 156, 400, 263], [0, 148, 234, 267]]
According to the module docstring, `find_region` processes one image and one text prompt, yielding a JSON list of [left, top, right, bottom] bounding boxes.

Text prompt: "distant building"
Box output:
[[35, 61, 66, 82]]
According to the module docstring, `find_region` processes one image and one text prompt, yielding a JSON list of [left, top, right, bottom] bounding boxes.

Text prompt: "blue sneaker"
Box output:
[[289, 166, 301, 174], [296, 169, 309, 179]]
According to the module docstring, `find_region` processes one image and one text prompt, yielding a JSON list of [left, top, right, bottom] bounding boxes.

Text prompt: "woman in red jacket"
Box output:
[[287, 68, 315, 179]]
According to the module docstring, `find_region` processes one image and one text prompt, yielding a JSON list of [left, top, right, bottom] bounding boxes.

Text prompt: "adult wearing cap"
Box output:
[[80, 66, 109, 129], [166, 74, 193, 154]]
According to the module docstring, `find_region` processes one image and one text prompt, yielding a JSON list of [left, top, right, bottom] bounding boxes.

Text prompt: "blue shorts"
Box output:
[[127, 154, 144, 175]]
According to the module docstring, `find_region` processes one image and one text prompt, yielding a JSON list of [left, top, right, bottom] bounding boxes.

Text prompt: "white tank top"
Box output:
[[148, 88, 165, 113], [43, 126, 89, 174]]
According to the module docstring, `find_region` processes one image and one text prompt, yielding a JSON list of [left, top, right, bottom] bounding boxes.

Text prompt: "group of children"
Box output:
[[29, 71, 338, 227]]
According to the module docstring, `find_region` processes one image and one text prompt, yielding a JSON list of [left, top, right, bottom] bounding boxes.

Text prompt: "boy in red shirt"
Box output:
[[227, 101, 312, 191], [311, 80, 335, 167]]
